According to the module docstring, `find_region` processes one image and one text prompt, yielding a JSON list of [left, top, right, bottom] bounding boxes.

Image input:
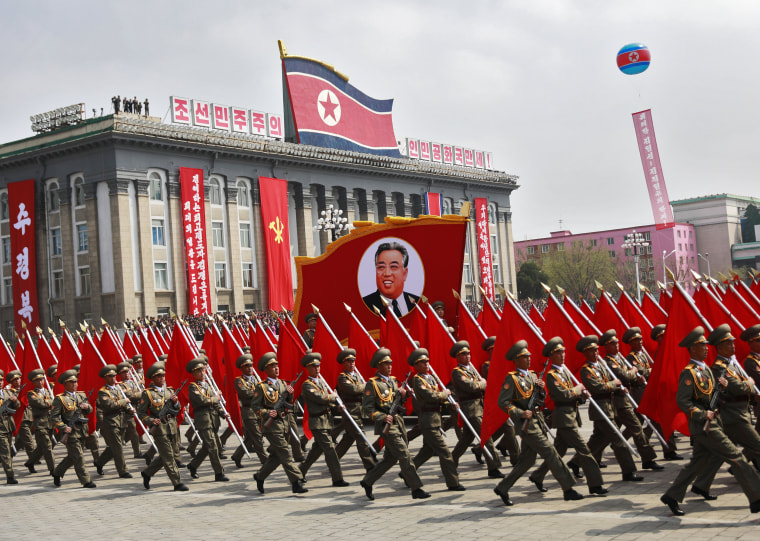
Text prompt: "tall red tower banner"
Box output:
[[632, 109, 675, 230], [179, 167, 212, 315], [8, 179, 40, 333], [474, 198, 494, 301], [259, 176, 294, 310]]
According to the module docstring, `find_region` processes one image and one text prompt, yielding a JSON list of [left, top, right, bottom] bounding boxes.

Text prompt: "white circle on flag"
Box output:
[[317, 89, 341, 127]]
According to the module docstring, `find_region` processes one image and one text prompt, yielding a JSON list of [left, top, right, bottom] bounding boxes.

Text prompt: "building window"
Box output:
[[649, 258, 654, 268], [48, 182, 60, 211], [526, 245, 535, 255], [2, 277, 11, 305], [488, 205, 496, 224], [50, 228, 62, 256], [154, 262, 168, 290], [76, 223, 88, 252], [442, 198, 452, 215], [541, 244, 550, 253], [242, 263, 254, 288], [210, 179, 222, 205], [557, 243, 565, 251], [214, 263, 227, 288], [212, 222, 224, 247], [152, 219, 165, 246], [677, 230, 681, 238], [591, 239, 598, 247], [493, 262, 502, 284], [0, 193, 7, 221], [237, 181, 249, 207], [149, 173, 162, 201], [157, 307, 170, 317], [608, 250, 615, 258], [690, 244, 694, 251], [79, 267, 91, 296], [239, 223, 251, 248], [607, 237, 614, 245], [74, 177, 85, 207], [490, 234, 499, 255], [644, 232, 651, 241], [52, 270, 64, 299], [646, 245, 652, 254], [217, 304, 230, 313], [2, 237, 10, 264], [678, 243, 682, 251], [463, 263, 472, 283]]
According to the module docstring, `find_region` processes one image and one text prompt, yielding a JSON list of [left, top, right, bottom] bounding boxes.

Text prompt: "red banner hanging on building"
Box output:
[[474, 198, 494, 301], [259, 176, 294, 310], [632, 109, 675, 230], [179, 167, 212, 315], [8, 179, 40, 333]]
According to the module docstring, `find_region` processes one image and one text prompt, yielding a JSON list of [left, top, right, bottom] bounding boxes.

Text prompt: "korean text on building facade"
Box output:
[[632, 109, 675, 230], [170, 96, 283, 139], [474, 197, 494, 301], [8, 179, 40, 332], [406, 138, 494, 171], [179, 167, 212, 315]]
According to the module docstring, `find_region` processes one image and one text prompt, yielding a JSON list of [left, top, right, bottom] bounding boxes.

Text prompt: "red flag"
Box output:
[[659, 288, 672, 313], [14, 339, 25, 377], [347, 308, 378, 379], [406, 302, 427, 344], [276, 316, 308, 383], [122, 330, 140, 359], [383, 309, 416, 381], [479, 296, 501, 337], [591, 291, 630, 338], [139, 327, 160, 370], [165, 324, 197, 390], [424, 304, 456, 384], [528, 304, 545, 329], [561, 295, 599, 337], [734, 279, 760, 313], [0, 336, 17, 375], [98, 326, 127, 365], [220, 323, 244, 430], [639, 283, 711, 438], [250, 319, 276, 362], [311, 313, 344, 389], [540, 294, 589, 377], [692, 284, 750, 363], [259, 176, 294, 310], [79, 334, 106, 433], [641, 290, 668, 325], [614, 290, 657, 356], [455, 297, 488, 371], [722, 284, 760, 327], [56, 329, 81, 396]]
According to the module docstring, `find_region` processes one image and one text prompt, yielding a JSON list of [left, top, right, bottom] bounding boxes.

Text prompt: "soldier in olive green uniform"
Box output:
[[409, 348, 464, 491], [139, 362, 188, 491], [252, 353, 307, 494], [577, 335, 641, 482], [94, 364, 133, 478], [333, 348, 376, 471], [530, 337, 607, 495], [51, 369, 96, 488], [25, 369, 56, 474], [493, 341, 582, 506], [742, 324, 760, 433], [480, 336, 520, 466], [119, 360, 144, 458], [661, 326, 760, 516], [0, 370, 20, 484], [449, 341, 503, 477], [302, 313, 317, 348], [7, 370, 35, 467], [186, 358, 228, 482], [299, 352, 348, 487], [231, 353, 268, 467], [359, 348, 430, 501]]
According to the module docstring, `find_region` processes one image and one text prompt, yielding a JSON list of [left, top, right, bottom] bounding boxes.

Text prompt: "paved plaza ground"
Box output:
[[4, 411, 760, 540]]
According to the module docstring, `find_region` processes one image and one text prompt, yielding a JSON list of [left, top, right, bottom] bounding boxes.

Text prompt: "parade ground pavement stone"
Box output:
[[4, 411, 760, 540]]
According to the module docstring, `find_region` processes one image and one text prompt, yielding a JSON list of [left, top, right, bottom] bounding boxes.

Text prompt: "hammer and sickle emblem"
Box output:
[[269, 216, 284, 244]]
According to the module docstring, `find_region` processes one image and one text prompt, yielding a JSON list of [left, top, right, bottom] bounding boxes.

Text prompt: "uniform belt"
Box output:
[[421, 406, 441, 412], [459, 394, 483, 402], [309, 409, 330, 417], [553, 400, 578, 407], [591, 393, 612, 400]]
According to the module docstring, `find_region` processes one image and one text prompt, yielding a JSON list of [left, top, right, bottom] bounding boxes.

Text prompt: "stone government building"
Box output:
[[0, 111, 519, 334]]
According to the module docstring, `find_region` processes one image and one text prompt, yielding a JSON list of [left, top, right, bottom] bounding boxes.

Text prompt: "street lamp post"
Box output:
[[698, 252, 711, 280], [622, 230, 650, 303], [314, 204, 350, 242], [663, 249, 676, 287]]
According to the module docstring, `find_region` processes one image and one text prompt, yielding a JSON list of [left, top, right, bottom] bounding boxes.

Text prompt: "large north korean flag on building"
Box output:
[[281, 51, 401, 158]]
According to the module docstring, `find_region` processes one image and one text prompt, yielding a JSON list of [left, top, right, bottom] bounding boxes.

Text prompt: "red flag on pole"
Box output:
[[259, 176, 294, 310], [346, 306, 377, 379], [614, 289, 657, 356], [591, 290, 630, 338], [539, 294, 590, 377], [423, 304, 456, 383], [641, 290, 668, 325], [455, 296, 488, 371], [311, 312, 344, 389], [528, 304, 545, 329], [479, 296, 501, 337]]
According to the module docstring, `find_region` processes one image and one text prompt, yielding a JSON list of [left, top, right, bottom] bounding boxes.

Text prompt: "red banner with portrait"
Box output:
[[8, 179, 40, 333], [294, 216, 467, 342], [259, 176, 294, 310], [474, 198, 494, 301], [179, 167, 212, 315]]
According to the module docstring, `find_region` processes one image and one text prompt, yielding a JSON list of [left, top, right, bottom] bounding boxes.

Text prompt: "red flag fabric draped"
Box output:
[[641, 291, 668, 325], [734, 279, 760, 313], [56, 330, 81, 395], [14, 340, 25, 377], [406, 303, 427, 344], [311, 313, 344, 388], [561, 295, 599, 337], [220, 324, 244, 431], [347, 310, 378, 379], [591, 291, 630, 338], [479, 297, 501, 337], [659, 289, 672, 313], [276, 317, 307, 384], [540, 294, 589, 377], [122, 331, 140, 359], [382, 310, 416, 381], [692, 285, 749, 363], [528, 304, 545, 329], [250, 319, 276, 362], [79, 335, 105, 433], [580, 299, 595, 319], [615, 291, 657, 356], [456, 299, 488, 371], [165, 325, 197, 390], [259, 176, 294, 310], [140, 329, 160, 370], [424, 304, 456, 383]]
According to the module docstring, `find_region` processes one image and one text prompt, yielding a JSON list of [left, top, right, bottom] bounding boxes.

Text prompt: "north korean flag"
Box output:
[[424, 192, 443, 216], [282, 56, 401, 157]]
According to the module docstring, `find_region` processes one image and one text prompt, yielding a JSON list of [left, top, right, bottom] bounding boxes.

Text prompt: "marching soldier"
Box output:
[[73, 363, 101, 465], [409, 347, 465, 491], [530, 337, 607, 495], [231, 353, 268, 467], [51, 369, 96, 488], [139, 361, 188, 491], [359, 348, 429, 501], [0, 370, 20, 484], [252, 352, 307, 494], [7, 370, 35, 466], [186, 358, 228, 482], [480, 336, 520, 466], [449, 340, 503, 478], [302, 313, 317, 348], [25, 369, 56, 474], [299, 351, 349, 487], [118, 361, 144, 459], [94, 364, 132, 478], [333, 348, 376, 471], [661, 326, 760, 516], [493, 340, 583, 506], [741, 324, 760, 434], [576, 335, 641, 482], [598, 330, 663, 471]]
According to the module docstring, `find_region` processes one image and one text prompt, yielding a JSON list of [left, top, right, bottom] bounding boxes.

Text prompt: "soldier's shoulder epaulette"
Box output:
[[508, 370, 518, 375], [369, 376, 380, 381]]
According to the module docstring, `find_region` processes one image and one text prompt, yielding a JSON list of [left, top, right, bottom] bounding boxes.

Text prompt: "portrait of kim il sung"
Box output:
[[359, 238, 424, 318]]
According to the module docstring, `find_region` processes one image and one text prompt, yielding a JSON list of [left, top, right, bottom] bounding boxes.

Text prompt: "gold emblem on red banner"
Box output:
[[269, 216, 284, 244]]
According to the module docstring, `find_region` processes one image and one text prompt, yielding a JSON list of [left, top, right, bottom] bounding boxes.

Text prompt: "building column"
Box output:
[[503, 211, 517, 296], [135, 179, 157, 317], [293, 182, 315, 258], [166, 173, 188, 316], [225, 185, 243, 313], [251, 182, 266, 310], [83, 184, 103, 322], [59, 184, 77, 324], [107, 179, 136, 325]]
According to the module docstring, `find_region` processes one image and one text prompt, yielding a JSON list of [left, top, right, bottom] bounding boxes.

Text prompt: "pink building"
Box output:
[[514, 223, 698, 289]]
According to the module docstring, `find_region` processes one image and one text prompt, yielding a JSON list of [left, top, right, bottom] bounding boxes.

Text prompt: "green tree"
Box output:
[[742, 203, 760, 243], [541, 240, 618, 299], [515, 261, 549, 300]]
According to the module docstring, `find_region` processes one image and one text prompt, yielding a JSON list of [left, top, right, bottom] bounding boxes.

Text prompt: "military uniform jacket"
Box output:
[[362, 375, 406, 436], [97, 385, 130, 425], [711, 357, 753, 426], [545, 366, 584, 428], [51, 392, 92, 435], [234, 375, 258, 409], [604, 355, 638, 408], [138, 385, 179, 437], [480, 360, 491, 379], [251, 379, 292, 428], [412, 373, 448, 429], [0, 387, 19, 433], [27, 387, 54, 428], [743, 352, 760, 389], [302, 329, 315, 348], [498, 370, 546, 433], [676, 360, 717, 435], [337, 371, 364, 418], [188, 381, 221, 430], [121, 378, 142, 406], [450, 364, 485, 402], [301, 377, 337, 431], [580, 361, 620, 422]]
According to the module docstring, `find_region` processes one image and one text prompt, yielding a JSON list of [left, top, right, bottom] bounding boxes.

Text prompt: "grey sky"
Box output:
[[2, 1, 758, 242]]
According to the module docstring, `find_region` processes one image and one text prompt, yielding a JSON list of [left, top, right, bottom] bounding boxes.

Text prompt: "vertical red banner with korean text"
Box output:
[[8, 179, 40, 333], [474, 198, 494, 301], [632, 109, 675, 230], [259, 176, 294, 310], [179, 167, 212, 315]]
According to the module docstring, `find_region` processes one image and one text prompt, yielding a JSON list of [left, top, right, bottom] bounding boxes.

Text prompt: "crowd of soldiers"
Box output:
[[124, 311, 285, 341], [2, 314, 760, 515], [112, 95, 149, 116]]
